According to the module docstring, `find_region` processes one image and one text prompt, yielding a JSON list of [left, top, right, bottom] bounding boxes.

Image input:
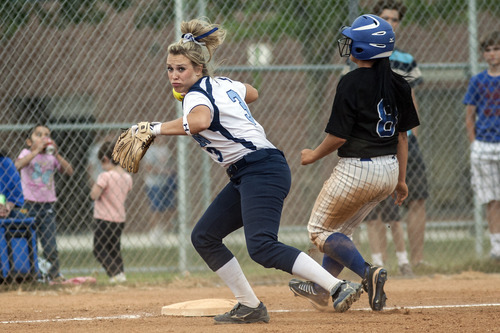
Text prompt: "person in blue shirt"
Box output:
[[0, 149, 24, 218], [463, 30, 500, 261]]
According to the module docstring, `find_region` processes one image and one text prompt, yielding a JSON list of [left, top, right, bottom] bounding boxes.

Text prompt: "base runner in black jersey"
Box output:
[[289, 14, 420, 312]]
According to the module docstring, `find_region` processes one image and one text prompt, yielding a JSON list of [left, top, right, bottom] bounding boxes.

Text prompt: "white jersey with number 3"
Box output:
[[182, 76, 275, 167]]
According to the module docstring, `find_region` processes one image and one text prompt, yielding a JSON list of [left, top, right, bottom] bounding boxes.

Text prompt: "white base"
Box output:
[[161, 298, 237, 317]]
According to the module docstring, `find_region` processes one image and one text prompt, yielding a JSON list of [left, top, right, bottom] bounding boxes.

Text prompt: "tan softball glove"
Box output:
[[112, 122, 157, 173]]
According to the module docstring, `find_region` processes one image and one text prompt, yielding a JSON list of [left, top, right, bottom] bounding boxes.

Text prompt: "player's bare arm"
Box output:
[[157, 106, 212, 136], [465, 105, 476, 143], [301, 134, 346, 165], [393, 131, 409, 205], [184, 106, 212, 134], [244, 83, 259, 104]]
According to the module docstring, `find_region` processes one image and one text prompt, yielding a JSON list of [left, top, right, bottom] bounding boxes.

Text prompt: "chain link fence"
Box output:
[[1, 0, 499, 288]]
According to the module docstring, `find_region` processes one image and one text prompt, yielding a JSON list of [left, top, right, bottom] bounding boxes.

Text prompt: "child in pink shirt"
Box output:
[[90, 141, 132, 283], [16, 124, 74, 282]]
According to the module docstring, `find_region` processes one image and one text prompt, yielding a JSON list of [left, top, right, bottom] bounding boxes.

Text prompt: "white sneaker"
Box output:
[[398, 263, 414, 277], [109, 272, 126, 283]]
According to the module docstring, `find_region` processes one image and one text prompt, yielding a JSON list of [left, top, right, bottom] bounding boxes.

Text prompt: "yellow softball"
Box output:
[[172, 88, 184, 102]]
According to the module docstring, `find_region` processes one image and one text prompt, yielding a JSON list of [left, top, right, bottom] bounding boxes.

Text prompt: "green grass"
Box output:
[[2, 237, 498, 291], [357, 238, 500, 276], [58, 237, 499, 278]]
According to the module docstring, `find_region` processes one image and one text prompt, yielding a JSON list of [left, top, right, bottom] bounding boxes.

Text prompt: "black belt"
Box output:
[[359, 156, 396, 162], [226, 149, 283, 178]]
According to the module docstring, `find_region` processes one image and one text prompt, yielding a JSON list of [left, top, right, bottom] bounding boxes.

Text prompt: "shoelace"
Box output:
[[229, 303, 242, 315]]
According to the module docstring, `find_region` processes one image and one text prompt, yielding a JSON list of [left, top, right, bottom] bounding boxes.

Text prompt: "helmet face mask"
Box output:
[[339, 14, 395, 60], [338, 37, 352, 58]]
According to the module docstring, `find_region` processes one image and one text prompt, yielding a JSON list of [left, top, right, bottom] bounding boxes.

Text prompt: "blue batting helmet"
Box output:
[[338, 14, 395, 60]]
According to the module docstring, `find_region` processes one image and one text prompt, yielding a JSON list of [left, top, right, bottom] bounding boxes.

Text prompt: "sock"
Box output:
[[371, 253, 384, 266], [215, 257, 260, 308], [322, 254, 344, 278], [490, 233, 500, 256], [323, 232, 368, 278], [396, 251, 410, 265], [291, 252, 342, 293]]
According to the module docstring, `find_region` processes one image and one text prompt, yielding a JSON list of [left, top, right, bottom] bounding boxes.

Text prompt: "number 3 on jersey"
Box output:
[[192, 134, 223, 162], [227, 90, 256, 125], [376, 99, 396, 137]]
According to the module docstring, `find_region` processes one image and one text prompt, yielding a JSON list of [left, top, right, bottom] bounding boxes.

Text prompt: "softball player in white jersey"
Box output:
[[182, 76, 274, 166], [140, 18, 364, 324], [289, 15, 420, 312]]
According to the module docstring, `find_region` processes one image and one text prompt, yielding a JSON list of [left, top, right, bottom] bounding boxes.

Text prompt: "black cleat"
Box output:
[[213, 302, 270, 324], [362, 266, 388, 311], [330, 280, 363, 313]]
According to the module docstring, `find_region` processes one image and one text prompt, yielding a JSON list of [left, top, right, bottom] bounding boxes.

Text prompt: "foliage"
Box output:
[[3, 1, 497, 43], [360, 0, 499, 26], [0, 0, 133, 40], [203, 0, 349, 65], [134, 0, 174, 30]]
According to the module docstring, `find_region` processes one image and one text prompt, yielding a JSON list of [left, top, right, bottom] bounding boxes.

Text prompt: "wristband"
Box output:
[[150, 122, 162, 136], [182, 114, 191, 136]]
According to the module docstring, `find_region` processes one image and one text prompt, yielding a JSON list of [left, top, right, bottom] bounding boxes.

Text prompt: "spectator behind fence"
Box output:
[[0, 149, 24, 218], [463, 31, 500, 262], [15, 124, 74, 282], [86, 141, 103, 184], [363, 0, 430, 275], [141, 143, 177, 242], [86, 134, 118, 185], [90, 141, 133, 283]]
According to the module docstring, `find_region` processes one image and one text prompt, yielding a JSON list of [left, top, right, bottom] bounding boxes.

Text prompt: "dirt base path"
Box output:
[[1, 271, 499, 332]]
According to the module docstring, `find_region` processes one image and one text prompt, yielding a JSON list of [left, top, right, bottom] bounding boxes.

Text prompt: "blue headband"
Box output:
[[182, 27, 219, 46]]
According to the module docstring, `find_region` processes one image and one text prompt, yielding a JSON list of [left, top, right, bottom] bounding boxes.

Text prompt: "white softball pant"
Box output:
[[308, 155, 399, 252]]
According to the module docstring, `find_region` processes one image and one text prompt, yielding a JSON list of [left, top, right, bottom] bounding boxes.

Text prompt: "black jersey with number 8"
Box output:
[[326, 67, 419, 158]]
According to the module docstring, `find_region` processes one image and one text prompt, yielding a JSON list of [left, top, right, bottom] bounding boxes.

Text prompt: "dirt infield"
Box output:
[[1, 271, 499, 333]]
